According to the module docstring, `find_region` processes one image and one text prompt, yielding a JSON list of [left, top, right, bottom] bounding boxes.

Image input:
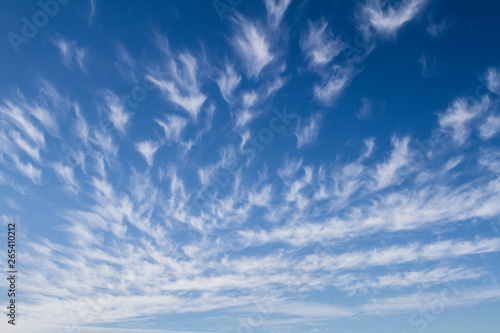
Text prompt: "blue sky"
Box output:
[[1, 0, 500, 332]]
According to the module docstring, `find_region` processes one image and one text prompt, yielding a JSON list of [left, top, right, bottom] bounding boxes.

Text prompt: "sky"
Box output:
[[1, 0, 500, 332]]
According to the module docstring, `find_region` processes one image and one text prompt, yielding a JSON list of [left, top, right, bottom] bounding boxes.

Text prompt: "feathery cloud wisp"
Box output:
[[357, 0, 429, 39], [136, 140, 160, 166]]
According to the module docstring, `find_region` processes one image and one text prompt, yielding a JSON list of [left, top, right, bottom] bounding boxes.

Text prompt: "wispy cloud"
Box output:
[[357, 97, 373, 119], [264, 0, 292, 27], [12, 155, 41, 184], [426, 17, 452, 37], [230, 15, 275, 78], [301, 238, 500, 272], [89, 0, 96, 23], [155, 115, 189, 143], [10, 130, 41, 162], [89, 128, 118, 161], [0, 100, 45, 147], [359, 286, 500, 315], [334, 267, 482, 292], [485, 67, 500, 94], [278, 157, 303, 180], [313, 66, 354, 105], [73, 103, 89, 142], [147, 34, 207, 119], [418, 52, 440, 77], [216, 63, 241, 103], [52, 162, 79, 193], [479, 114, 500, 140], [136, 140, 160, 166], [248, 184, 273, 207], [300, 18, 344, 69], [439, 96, 490, 145], [103, 90, 131, 135], [2, 3, 500, 331], [357, 0, 429, 39], [373, 136, 411, 189], [295, 112, 321, 148], [115, 42, 136, 82], [54, 36, 87, 72]]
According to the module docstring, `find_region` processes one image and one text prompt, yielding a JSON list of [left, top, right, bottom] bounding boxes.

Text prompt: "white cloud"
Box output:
[[373, 136, 411, 189], [479, 114, 500, 140], [442, 155, 463, 173], [27, 79, 64, 137], [264, 0, 292, 27], [426, 17, 452, 37], [248, 184, 273, 207], [115, 43, 136, 81], [136, 140, 160, 166], [295, 112, 321, 148], [300, 18, 344, 68], [216, 63, 241, 103], [147, 38, 207, 119], [240, 173, 500, 246], [360, 286, 500, 315], [265, 75, 288, 97], [89, 0, 96, 23], [231, 16, 275, 78], [148, 75, 207, 120], [335, 267, 482, 292], [54, 36, 87, 72], [479, 149, 500, 173], [89, 129, 118, 160], [485, 67, 500, 94], [5, 197, 22, 211], [363, 137, 376, 158], [0, 100, 45, 147], [302, 238, 500, 272], [266, 300, 354, 318], [283, 166, 313, 210], [278, 158, 303, 180], [439, 96, 490, 145], [155, 115, 189, 143], [356, 97, 373, 119], [12, 155, 42, 184], [39, 79, 65, 110], [52, 163, 79, 193], [242, 91, 258, 108], [73, 103, 89, 142], [236, 109, 256, 128], [418, 52, 440, 78], [313, 66, 353, 105], [103, 90, 131, 135], [10, 130, 41, 162], [357, 0, 429, 39], [28, 105, 59, 136]]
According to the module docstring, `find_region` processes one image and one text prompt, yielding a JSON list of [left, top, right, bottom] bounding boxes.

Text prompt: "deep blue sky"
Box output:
[[1, 0, 500, 332]]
